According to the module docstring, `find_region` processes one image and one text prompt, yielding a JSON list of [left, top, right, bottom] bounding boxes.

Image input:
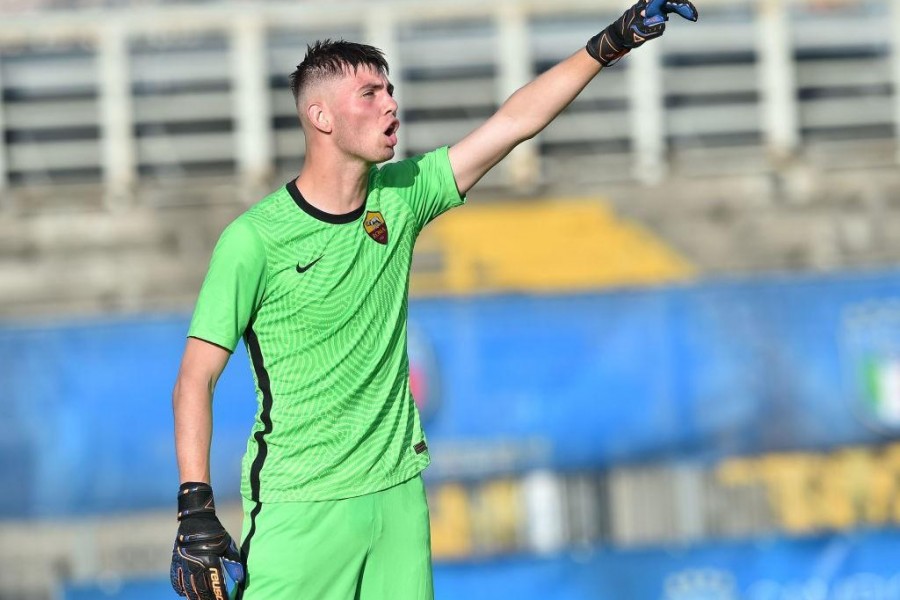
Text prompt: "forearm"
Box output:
[[497, 0, 696, 141], [169, 339, 239, 598], [496, 49, 601, 144], [173, 378, 214, 484], [448, 0, 696, 194]]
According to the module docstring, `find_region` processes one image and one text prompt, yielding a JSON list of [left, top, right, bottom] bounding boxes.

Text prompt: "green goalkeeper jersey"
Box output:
[[188, 147, 465, 502]]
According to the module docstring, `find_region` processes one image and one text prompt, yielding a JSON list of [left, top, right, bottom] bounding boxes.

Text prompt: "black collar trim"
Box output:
[[286, 180, 366, 225]]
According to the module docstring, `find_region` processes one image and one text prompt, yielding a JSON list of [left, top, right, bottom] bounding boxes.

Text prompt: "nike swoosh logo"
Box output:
[[296, 256, 323, 273]]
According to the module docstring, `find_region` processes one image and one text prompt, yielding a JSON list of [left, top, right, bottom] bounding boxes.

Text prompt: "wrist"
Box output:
[[177, 482, 217, 520], [586, 27, 629, 67], [177, 511, 224, 536], [179, 481, 211, 493]]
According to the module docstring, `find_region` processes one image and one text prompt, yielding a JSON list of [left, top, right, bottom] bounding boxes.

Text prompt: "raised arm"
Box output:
[[448, 0, 697, 195], [448, 49, 601, 195]]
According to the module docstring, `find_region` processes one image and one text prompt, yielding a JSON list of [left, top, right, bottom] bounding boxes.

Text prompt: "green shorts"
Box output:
[[232, 474, 433, 600]]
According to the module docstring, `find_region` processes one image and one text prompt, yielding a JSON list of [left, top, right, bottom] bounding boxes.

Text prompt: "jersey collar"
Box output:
[[286, 180, 366, 225]]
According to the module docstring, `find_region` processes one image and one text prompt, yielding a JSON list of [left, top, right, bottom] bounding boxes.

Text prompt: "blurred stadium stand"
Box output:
[[3, 0, 900, 599], [0, 0, 899, 315]]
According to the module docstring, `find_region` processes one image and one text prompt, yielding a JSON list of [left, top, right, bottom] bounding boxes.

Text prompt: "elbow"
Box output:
[[172, 372, 211, 412], [502, 126, 540, 154], [519, 129, 540, 143], [173, 369, 218, 415], [496, 105, 544, 145], [492, 110, 537, 147], [172, 376, 186, 412], [510, 122, 543, 148]]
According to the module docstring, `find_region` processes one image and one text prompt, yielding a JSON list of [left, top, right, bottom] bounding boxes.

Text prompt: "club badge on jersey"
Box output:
[[364, 211, 389, 245]]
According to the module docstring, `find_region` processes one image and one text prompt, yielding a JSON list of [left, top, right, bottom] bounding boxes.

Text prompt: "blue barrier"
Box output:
[[60, 529, 900, 600], [0, 316, 253, 516], [411, 272, 900, 470], [3, 270, 900, 517], [63, 578, 169, 600]]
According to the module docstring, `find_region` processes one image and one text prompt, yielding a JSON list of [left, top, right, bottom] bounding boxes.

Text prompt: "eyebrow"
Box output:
[[360, 81, 395, 96]]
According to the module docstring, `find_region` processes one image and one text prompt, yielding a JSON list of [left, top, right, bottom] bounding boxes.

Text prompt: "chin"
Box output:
[[373, 148, 395, 164]]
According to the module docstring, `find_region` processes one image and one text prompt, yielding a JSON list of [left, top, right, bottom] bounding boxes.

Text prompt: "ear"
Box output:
[[306, 102, 332, 134]]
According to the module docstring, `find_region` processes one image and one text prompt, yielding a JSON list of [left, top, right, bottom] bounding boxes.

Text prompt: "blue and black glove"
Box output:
[[587, 0, 699, 67], [170, 482, 244, 600]]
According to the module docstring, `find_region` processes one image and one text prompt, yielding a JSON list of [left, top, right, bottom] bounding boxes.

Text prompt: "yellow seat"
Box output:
[[410, 198, 695, 296]]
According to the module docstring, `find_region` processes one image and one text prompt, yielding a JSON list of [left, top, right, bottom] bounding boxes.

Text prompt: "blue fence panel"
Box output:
[[0, 316, 255, 516], [60, 529, 900, 600], [3, 270, 900, 517], [411, 272, 900, 470], [435, 529, 900, 600]]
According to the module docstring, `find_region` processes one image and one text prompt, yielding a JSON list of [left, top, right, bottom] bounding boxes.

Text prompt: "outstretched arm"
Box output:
[[448, 49, 601, 195], [448, 0, 697, 195]]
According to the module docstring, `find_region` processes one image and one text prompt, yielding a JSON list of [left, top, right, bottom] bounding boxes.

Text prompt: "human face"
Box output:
[[329, 66, 400, 164]]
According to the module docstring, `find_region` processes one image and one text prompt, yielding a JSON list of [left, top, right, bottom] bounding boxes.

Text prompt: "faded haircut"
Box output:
[[289, 39, 389, 105]]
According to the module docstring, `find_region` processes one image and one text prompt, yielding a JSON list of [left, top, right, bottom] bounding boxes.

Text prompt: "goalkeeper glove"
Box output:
[[644, 0, 700, 26], [170, 482, 244, 600], [587, 0, 699, 67]]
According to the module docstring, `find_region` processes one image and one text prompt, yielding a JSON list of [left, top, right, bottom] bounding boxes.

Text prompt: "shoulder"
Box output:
[[221, 214, 262, 244], [214, 193, 286, 258], [225, 184, 299, 244], [373, 147, 451, 190], [243, 185, 293, 226]]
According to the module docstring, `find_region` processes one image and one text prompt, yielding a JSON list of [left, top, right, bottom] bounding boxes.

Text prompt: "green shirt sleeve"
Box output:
[[377, 145, 466, 232], [187, 217, 267, 352]]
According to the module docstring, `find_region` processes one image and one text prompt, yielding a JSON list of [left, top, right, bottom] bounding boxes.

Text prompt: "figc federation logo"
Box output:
[[841, 300, 900, 433]]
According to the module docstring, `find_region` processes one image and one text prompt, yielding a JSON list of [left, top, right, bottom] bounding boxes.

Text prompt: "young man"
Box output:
[[169, 1, 697, 599]]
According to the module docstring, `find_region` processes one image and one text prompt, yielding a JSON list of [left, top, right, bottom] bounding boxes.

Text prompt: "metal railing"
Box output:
[[0, 0, 896, 203]]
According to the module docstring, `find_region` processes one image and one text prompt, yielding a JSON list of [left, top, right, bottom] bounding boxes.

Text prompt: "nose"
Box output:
[[385, 95, 398, 116]]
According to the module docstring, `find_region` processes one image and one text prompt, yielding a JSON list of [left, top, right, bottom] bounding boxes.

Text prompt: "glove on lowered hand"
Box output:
[[170, 482, 244, 600]]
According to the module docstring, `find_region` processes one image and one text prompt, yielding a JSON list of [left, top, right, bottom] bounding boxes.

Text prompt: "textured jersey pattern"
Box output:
[[188, 147, 464, 502]]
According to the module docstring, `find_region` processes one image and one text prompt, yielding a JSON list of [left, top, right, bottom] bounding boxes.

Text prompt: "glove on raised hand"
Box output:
[[587, 0, 699, 67], [170, 482, 244, 600], [644, 0, 699, 26]]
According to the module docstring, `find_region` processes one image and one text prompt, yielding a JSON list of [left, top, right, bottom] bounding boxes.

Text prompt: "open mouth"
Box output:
[[384, 120, 400, 137], [383, 119, 400, 148]]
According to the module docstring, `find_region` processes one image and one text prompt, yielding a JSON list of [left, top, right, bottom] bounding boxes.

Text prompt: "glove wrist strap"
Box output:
[[177, 482, 217, 520], [586, 26, 629, 67]]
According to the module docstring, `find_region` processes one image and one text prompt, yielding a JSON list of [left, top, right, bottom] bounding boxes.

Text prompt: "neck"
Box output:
[[295, 149, 371, 216]]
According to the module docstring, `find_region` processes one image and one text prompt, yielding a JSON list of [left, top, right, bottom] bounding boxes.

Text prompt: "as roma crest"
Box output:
[[364, 211, 388, 245]]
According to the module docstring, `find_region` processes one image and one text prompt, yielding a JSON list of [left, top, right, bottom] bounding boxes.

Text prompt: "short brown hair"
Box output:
[[289, 39, 389, 104]]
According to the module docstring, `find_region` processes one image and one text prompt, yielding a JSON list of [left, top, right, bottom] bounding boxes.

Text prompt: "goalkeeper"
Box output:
[[169, 1, 697, 599]]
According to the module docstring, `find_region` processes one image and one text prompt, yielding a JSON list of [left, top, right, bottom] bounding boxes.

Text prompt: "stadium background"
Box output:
[[2, 0, 900, 598]]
